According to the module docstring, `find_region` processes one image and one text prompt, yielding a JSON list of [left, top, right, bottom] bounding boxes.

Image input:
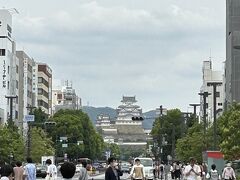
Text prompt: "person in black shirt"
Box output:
[[105, 157, 123, 180]]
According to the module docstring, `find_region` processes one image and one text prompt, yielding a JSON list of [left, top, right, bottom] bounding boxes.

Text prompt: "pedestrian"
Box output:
[[170, 163, 175, 180], [45, 159, 57, 180], [0, 160, 5, 178], [0, 164, 13, 180], [206, 164, 220, 180], [159, 161, 165, 180], [105, 157, 123, 180], [13, 161, 24, 180], [128, 158, 145, 180], [24, 157, 36, 180], [174, 161, 181, 180], [78, 161, 88, 180], [222, 162, 236, 180], [184, 157, 201, 180], [60, 162, 76, 180]]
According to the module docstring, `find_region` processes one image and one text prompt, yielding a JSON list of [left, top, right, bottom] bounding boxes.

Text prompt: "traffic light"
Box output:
[[132, 116, 144, 121]]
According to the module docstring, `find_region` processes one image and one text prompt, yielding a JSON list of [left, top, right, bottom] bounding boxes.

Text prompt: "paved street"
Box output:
[[36, 172, 173, 180]]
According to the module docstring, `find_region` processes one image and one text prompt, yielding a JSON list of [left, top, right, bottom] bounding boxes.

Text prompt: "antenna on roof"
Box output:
[[8, 8, 19, 14]]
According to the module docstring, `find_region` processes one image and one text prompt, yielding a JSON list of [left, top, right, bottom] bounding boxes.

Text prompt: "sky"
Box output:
[[1, 0, 226, 112]]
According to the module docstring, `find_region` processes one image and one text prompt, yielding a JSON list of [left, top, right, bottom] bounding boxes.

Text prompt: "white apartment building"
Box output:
[[52, 81, 81, 114], [200, 61, 223, 125], [0, 9, 19, 124], [32, 63, 52, 115]]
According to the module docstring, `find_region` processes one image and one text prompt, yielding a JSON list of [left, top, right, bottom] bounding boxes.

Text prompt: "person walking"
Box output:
[[0, 164, 14, 180], [45, 159, 57, 180], [105, 157, 123, 180], [13, 161, 24, 180], [78, 161, 88, 180], [184, 157, 201, 180], [60, 162, 76, 180], [222, 163, 236, 180], [206, 164, 220, 180], [24, 157, 36, 180], [128, 159, 145, 180], [174, 161, 181, 180]]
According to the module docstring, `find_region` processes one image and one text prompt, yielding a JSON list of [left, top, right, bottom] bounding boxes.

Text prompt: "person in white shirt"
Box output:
[[184, 157, 201, 180], [222, 163, 236, 180], [46, 159, 57, 180]]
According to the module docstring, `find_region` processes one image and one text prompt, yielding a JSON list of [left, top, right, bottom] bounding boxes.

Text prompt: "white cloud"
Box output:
[[2, 0, 225, 111]]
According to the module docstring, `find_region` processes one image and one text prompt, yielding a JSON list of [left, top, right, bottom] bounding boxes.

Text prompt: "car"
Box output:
[[75, 164, 82, 173], [120, 163, 130, 173], [36, 165, 47, 178]]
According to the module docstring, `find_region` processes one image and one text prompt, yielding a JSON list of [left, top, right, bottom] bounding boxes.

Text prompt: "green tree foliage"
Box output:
[[151, 109, 184, 161], [30, 127, 55, 163], [0, 125, 25, 163], [49, 109, 104, 160], [175, 122, 204, 162], [218, 103, 240, 160], [32, 108, 48, 129]]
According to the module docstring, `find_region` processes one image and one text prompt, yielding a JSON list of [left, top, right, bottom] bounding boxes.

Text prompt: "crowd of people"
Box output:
[[153, 157, 236, 180], [0, 157, 88, 180], [0, 156, 237, 180]]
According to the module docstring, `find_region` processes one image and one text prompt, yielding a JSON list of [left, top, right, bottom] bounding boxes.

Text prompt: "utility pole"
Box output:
[[5, 95, 17, 121], [189, 104, 200, 118], [198, 92, 211, 150], [26, 106, 36, 158], [207, 82, 222, 150]]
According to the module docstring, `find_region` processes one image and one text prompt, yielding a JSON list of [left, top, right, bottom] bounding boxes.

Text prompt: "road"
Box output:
[[37, 172, 171, 179], [36, 172, 129, 180]]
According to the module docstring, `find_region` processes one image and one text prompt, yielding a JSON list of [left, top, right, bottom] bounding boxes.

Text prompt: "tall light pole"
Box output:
[[207, 82, 222, 150], [198, 92, 211, 150], [189, 104, 200, 118], [5, 95, 17, 122]]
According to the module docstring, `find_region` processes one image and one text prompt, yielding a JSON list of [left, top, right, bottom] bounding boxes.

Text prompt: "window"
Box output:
[[38, 77, 43, 83], [16, 80, 18, 89], [7, 81, 9, 89], [16, 65, 19, 73], [15, 111, 18, 119], [216, 92, 220, 97], [0, 49, 6, 56], [16, 96, 18, 104]]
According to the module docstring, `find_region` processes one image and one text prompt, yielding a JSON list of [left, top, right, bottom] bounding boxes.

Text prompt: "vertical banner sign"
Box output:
[[2, 60, 6, 88]]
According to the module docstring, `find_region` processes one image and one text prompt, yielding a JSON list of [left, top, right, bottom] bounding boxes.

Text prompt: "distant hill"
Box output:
[[82, 106, 157, 130]]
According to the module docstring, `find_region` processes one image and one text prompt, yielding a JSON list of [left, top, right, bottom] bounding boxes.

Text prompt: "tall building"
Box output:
[[32, 63, 52, 115], [0, 9, 19, 124], [52, 81, 81, 114], [16, 51, 35, 131], [200, 61, 223, 123], [225, 0, 240, 107]]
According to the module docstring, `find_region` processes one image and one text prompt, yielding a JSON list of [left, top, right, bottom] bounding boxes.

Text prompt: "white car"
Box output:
[[75, 164, 82, 173], [134, 157, 154, 180]]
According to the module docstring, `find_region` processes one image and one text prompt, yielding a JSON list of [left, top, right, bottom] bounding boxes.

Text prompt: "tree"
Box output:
[[218, 103, 240, 160], [30, 127, 55, 163], [0, 125, 25, 163], [151, 109, 184, 161], [49, 109, 105, 160], [175, 122, 204, 162]]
